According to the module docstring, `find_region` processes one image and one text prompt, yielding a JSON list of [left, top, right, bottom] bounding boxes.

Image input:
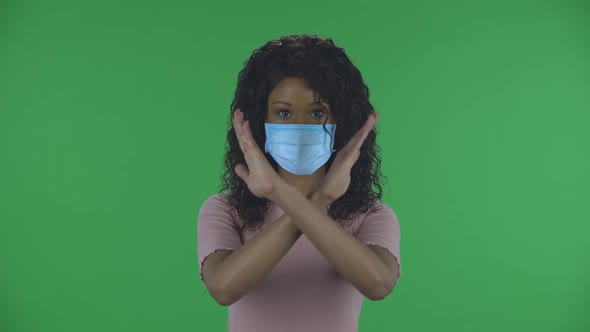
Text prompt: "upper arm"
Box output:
[[197, 195, 242, 302], [356, 204, 402, 295], [367, 244, 400, 291], [201, 249, 234, 301]]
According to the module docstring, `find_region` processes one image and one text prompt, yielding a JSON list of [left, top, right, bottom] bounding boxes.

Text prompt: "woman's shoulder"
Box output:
[[199, 192, 235, 216], [358, 200, 395, 216], [370, 201, 396, 215], [351, 201, 398, 225], [201, 192, 231, 205]]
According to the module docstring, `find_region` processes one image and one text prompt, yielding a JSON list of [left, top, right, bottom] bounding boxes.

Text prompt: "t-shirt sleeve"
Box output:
[[197, 194, 242, 285], [356, 203, 402, 284]]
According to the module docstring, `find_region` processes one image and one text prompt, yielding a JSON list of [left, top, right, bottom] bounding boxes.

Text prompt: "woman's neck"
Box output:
[[277, 165, 326, 198]]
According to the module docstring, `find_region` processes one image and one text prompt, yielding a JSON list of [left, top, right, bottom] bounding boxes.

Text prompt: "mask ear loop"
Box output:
[[321, 108, 336, 152]]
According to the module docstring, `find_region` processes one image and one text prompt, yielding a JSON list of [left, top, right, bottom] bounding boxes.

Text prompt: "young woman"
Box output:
[[197, 34, 401, 332]]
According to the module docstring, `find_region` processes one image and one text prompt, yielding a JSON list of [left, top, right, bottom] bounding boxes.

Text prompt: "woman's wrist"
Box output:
[[266, 180, 292, 204], [308, 191, 331, 210]]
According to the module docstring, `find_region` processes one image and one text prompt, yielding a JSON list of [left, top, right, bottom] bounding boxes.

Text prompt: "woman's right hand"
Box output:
[[233, 109, 287, 199], [312, 112, 379, 204]]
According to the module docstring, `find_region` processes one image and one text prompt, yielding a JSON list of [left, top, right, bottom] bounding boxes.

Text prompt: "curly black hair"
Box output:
[[218, 34, 388, 232]]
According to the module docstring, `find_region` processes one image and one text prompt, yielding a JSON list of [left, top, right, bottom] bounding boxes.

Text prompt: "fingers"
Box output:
[[351, 112, 379, 151], [365, 112, 379, 132], [233, 109, 262, 163], [234, 109, 256, 154], [233, 109, 246, 150], [242, 119, 255, 151], [235, 163, 249, 181]]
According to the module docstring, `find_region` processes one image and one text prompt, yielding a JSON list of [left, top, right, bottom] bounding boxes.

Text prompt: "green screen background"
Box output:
[[1, 1, 588, 331]]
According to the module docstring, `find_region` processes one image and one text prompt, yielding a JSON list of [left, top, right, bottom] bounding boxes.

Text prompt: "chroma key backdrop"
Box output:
[[1, 1, 588, 332]]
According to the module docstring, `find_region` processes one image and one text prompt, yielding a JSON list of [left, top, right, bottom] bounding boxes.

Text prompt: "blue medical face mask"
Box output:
[[264, 123, 337, 176]]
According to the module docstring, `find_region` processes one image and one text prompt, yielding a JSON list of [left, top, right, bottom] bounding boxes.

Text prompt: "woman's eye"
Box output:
[[278, 110, 290, 117], [311, 110, 325, 117]]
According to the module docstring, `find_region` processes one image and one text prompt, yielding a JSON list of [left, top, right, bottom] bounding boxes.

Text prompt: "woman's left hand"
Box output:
[[313, 112, 380, 204], [233, 109, 287, 199]]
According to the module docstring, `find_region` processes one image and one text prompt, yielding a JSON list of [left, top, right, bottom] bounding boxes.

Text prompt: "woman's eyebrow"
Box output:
[[271, 101, 292, 106], [270, 101, 327, 106]]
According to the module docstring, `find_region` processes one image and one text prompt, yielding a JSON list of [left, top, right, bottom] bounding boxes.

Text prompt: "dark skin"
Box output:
[[201, 77, 397, 306], [265, 77, 336, 197], [233, 77, 398, 299]]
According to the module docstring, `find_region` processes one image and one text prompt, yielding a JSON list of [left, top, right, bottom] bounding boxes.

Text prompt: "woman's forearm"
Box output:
[[213, 213, 302, 305], [269, 183, 392, 300]]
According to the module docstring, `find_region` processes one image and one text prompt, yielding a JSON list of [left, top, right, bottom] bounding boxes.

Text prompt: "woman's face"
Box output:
[[266, 77, 335, 124]]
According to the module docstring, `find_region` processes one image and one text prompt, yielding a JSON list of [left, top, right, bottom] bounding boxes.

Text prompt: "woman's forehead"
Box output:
[[268, 77, 329, 106]]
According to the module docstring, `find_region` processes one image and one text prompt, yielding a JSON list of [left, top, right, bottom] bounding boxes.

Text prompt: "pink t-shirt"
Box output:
[[197, 193, 402, 332]]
